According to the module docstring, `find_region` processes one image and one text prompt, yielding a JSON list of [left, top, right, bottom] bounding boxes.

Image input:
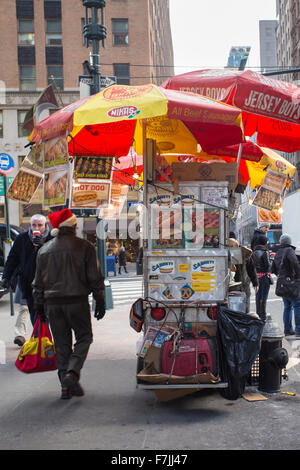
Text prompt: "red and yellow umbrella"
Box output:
[[31, 83, 245, 156]]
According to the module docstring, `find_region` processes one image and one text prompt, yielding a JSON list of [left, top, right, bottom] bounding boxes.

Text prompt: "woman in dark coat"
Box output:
[[272, 234, 300, 335], [252, 234, 272, 321], [118, 243, 128, 274]]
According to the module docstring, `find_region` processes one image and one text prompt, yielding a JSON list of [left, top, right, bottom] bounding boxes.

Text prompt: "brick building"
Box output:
[[0, 0, 174, 228]]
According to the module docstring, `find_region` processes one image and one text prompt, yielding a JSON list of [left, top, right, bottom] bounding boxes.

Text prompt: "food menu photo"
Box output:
[[70, 180, 111, 209], [73, 156, 113, 180], [6, 169, 43, 204], [44, 136, 69, 168]]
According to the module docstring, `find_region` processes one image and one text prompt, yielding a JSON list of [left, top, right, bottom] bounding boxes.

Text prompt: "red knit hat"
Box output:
[[48, 208, 77, 236]]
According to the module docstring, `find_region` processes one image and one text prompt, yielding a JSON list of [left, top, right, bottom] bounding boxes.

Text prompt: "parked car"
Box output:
[[0, 224, 25, 298]]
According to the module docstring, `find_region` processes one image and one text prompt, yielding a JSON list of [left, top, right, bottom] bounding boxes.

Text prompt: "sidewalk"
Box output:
[[107, 262, 142, 279]]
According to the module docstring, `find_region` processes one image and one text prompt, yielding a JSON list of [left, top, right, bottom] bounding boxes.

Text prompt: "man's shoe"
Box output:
[[72, 382, 85, 397], [14, 336, 25, 347], [63, 371, 84, 397], [285, 330, 295, 336], [60, 387, 72, 400]]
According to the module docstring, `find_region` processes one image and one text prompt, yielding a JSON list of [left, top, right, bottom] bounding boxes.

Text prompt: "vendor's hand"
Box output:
[[254, 285, 259, 294], [94, 298, 106, 320]]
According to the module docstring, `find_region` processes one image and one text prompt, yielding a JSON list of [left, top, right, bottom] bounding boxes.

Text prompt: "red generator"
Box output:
[[160, 332, 218, 377]]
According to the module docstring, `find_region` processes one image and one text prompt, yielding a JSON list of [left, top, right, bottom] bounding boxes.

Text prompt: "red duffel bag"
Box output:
[[15, 317, 57, 374]]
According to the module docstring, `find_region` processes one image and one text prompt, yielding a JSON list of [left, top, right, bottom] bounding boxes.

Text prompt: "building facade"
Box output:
[[0, 0, 174, 233], [259, 20, 278, 73]]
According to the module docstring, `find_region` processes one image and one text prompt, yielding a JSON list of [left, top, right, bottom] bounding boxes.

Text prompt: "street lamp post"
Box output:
[[81, 0, 113, 309]]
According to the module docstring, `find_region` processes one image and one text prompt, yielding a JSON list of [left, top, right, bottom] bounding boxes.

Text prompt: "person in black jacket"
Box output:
[[253, 234, 272, 321], [2, 214, 52, 327], [251, 223, 270, 250], [271, 234, 300, 335]]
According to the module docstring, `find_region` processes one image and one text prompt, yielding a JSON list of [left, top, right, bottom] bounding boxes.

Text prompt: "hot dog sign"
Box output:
[[70, 180, 111, 209]]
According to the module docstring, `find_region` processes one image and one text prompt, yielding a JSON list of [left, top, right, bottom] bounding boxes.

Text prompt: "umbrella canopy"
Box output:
[[31, 83, 245, 156], [162, 69, 300, 153], [152, 145, 295, 191]]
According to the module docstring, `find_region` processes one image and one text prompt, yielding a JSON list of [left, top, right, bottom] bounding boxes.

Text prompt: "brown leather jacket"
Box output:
[[32, 227, 104, 305]]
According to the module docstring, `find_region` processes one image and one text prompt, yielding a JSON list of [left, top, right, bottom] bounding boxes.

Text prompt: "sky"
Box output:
[[169, 0, 277, 75]]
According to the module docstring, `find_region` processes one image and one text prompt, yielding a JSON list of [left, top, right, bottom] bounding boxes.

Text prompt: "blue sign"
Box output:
[[0, 153, 14, 175]]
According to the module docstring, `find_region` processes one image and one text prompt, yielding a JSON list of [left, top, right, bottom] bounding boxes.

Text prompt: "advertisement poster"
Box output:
[[252, 169, 286, 211], [191, 258, 217, 293], [7, 169, 43, 203], [73, 156, 113, 180], [44, 136, 68, 169], [22, 143, 44, 174], [70, 180, 111, 209], [101, 184, 128, 219], [257, 207, 282, 224], [44, 168, 68, 207]]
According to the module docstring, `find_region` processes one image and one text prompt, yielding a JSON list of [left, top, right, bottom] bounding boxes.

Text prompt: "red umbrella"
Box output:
[[162, 69, 300, 153]]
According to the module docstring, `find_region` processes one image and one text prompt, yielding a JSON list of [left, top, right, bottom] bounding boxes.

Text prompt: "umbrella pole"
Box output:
[[236, 143, 243, 181]]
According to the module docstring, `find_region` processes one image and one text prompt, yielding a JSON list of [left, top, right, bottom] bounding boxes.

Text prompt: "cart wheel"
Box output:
[[220, 374, 246, 400]]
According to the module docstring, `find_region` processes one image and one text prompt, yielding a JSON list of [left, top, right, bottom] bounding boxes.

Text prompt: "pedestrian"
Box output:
[[229, 238, 259, 314], [32, 208, 105, 399], [252, 234, 272, 321], [271, 234, 300, 336], [118, 243, 128, 274], [251, 222, 270, 250], [13, 280, 30, 347], [1, 214, 51, 327]]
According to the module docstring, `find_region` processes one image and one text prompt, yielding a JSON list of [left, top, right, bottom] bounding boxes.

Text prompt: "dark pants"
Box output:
[[46, 300, 93, 380], [256, 275, 270, 321], [26, 295, 37, 327]]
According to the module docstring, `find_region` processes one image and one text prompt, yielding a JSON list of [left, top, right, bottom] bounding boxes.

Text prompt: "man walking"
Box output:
[[2, 214, 51, 335], [32, 208, 105, 399]]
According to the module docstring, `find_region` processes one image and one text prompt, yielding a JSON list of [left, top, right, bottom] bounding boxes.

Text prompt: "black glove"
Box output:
[[33, 235, 43, 247], [94, 298, 106, 320], [35, 304, 47, 322]]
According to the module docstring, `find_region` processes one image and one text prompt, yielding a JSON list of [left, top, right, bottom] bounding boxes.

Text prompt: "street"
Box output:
[[0, 269, 299, 452]]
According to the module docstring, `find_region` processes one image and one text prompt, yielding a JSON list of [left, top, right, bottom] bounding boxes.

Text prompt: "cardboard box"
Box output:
[[171, 162, 237, 191]]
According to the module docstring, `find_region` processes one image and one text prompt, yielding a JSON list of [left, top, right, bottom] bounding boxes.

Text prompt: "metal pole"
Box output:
[[3, 176, 14, 316], [82, 1, 112, 309]]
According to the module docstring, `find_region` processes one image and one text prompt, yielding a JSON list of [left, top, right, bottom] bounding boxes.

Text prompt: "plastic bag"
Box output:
[[217, 307, 264, 379]]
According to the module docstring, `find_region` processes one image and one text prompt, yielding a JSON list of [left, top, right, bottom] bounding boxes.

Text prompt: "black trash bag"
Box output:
[[217, 307, 265, 399]]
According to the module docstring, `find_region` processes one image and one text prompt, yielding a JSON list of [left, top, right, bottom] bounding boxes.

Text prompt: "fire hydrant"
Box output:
[[258, 314, 289, 393]]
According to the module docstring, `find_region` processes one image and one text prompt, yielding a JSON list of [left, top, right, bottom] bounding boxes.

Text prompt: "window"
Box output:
[[18, 110, 31, 138], [47, 65, 63, 90], [46, 19, 62, 45], [113, 63, 130, 85], [20, 65, 36, 91], [0, 111, 3, 138], [18, 19, 35, 45], [112, 19, 128, 46]]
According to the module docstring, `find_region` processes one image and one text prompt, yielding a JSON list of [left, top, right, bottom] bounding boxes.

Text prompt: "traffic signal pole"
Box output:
[[81, 1, 113, 309]]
